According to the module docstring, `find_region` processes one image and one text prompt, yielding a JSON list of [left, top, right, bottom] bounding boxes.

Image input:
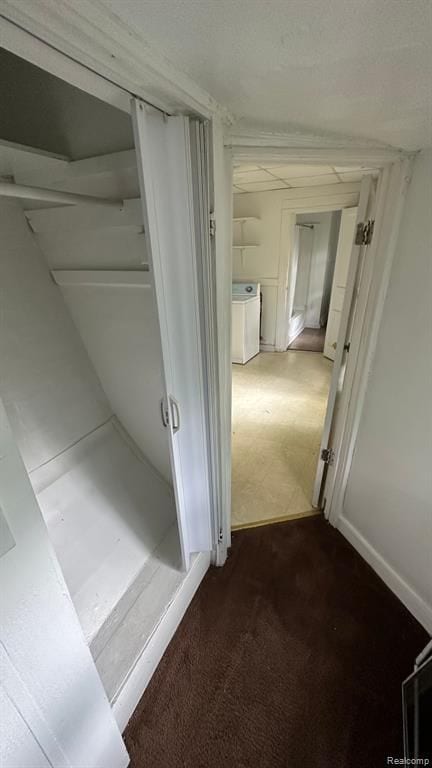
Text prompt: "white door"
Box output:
[[131, 100, 213, 570], [312, 176, 376, 508], [323, 207, 358, 360], [0, 399, 129, 768]]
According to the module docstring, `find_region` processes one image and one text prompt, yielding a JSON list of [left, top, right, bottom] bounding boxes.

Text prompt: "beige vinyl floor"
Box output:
[[231, 350, 332, 529]]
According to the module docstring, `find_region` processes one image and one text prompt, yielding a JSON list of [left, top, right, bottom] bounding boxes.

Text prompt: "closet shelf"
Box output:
[[233, 216, 260, 222], [52, 269, 151, 288], [0, 180, 124, 210], [232, 244, 259, 250]]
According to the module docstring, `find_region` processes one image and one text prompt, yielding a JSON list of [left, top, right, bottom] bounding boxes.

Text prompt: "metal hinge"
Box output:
[[321, 447, 335, 465], [218, 527, 224, 543], [355, 219, 375, 246], [209, 211, 216, 238]]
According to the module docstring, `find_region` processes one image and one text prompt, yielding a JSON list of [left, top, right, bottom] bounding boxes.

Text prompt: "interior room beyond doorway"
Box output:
[[231, 349, 331, 528], [231, 162, 375, 529]]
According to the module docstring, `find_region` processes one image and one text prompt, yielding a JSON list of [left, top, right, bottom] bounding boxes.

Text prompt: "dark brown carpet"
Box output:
[[124, 517, 428, 768], [289, 327, 325, 352]]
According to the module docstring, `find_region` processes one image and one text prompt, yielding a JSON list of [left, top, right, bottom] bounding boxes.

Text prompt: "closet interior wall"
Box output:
[[0, 49, 185, 708]]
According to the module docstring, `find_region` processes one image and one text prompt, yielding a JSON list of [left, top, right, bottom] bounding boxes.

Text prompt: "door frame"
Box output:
[[0, 14, 218, 563], [212, 146, 414, 539], [276, 193, 363, 354], [312, 176, 374, 509], [0, 5, 415, 550]]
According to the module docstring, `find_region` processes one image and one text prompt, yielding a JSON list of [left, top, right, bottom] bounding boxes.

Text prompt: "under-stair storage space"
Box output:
[[0, 47, 206, 719]]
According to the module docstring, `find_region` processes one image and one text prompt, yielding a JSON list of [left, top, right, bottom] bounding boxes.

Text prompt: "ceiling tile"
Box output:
[[266, 164, 334, 178], [287, 174, 340, 187], [233, 169, 276, 183], [236, 180, 289, 192]]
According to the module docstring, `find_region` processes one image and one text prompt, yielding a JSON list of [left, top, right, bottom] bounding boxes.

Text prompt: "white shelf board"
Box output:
[[233, 216, 260, 222], [232, 244, 259, 249], [52, 269, 151, 288]]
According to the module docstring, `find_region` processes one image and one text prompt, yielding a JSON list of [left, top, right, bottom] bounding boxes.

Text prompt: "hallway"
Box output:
[[124, 517, 428, 768], [231, 350, 332, 529]]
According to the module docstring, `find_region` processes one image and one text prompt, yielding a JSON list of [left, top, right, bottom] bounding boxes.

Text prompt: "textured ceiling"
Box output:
[[100, 0, 432, 150]]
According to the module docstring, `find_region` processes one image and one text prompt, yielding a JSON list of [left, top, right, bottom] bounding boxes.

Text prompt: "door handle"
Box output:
[[169, 396, 181, 434], [160, 397, 169, 428]]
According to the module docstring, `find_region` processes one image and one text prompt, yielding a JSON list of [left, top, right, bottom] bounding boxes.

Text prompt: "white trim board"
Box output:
[[326, 159, 414, 528], [274, 188, 361, 352], [0, 13, 131, 115], [338, 516, 432, 634], [216, 150, 414, 597], [0, 1, 230, 120], [112, 550, 210, 733], [52, 269, 151, 288], [229, 142, 405, 167]]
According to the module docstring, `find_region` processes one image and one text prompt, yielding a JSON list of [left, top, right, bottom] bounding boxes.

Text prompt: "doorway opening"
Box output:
[[230, 163, 378, 530]]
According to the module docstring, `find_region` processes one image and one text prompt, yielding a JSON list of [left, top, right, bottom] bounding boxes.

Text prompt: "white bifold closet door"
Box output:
[[131, 101, 213, 570]]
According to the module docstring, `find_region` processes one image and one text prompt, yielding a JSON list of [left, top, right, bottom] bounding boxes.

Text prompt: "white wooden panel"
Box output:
[[132, 102, 213, 563], [31, 419, 176, 645], [333, 207, 358, 288], [95, 524, 183, 703], [324, 309, 340, 361], [37, 227, 147, 269], [0, 399, 128, 768], [56, 277, 172, 482], [13, 149, 136, 185], [26, 197, 142, 233], [324, 207, 358, 360], [331, 285, 346, 312], [0, 687, 51, 768], [231, 303, 245, 363], [53, 269, 150, 287], [0, 199, 111, 472], [260, 285, 278, 347], [314, 179, 372, 504]]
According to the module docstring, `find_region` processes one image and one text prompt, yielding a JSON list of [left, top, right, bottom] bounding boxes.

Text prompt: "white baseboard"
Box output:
[[259, 343, 275, 352], [338, 515, 432, 634], [112, 551, 211, 733]]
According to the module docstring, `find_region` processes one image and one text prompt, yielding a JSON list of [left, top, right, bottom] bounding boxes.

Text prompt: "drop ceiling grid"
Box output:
[[233, 163, 376, 192]]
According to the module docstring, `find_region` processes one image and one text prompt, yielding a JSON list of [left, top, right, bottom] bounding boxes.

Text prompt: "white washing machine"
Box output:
[[231, 282, 260, 364]]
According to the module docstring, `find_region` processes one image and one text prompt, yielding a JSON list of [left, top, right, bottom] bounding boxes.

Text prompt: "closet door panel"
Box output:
[[132, 101, 213, 567]]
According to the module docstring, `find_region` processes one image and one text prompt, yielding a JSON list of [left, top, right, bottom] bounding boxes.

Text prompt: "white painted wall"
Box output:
[[341, 150, 432, 631], [0, 198, 111, 472], [0, 397, 128, 768], [0, 196, 177, 644], [233, 190, 282, 348], [293, 227, 313, 312], [232, 183, 359, 349], [320, 210, 341, 326], [297, 211, 333, 328], [20, 152, 172, 482]]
